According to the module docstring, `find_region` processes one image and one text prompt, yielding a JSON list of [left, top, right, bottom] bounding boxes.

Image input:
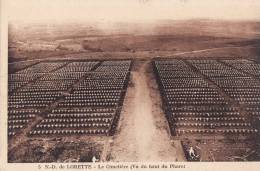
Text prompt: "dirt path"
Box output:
[[170, 46, 247, 56], [109, 61, 185, 162]]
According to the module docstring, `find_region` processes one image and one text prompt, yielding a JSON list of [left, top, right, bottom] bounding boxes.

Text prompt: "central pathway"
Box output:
[[109, 61, 185, 161]]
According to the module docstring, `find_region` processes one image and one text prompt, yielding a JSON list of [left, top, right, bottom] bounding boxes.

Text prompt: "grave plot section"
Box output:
[[197, 59, 260, 106], [8, 61, 39, 74], [38, 61, 100, 81], [244, 106, 260, 128], [8, 109, 41, 136], [218, 60, 260, 106], [19, 80, 76, 93], [221, 88, 260, 105], [221, 59, 260, 77], [181, 59, 260, 161], [170, 105, 253, 136], [29, 60, 131, 136], [8, 62, 68, 93], [216, 60, 260, 134], [154, 59, 258, 139], [95, 60, 132, 72], [55, 61, 99, 73], [8, 61, 92, 137], [30, 107, 117, 135], [8, 73, 45, 93], [39, 72, 86, 81], [16, 62, 67, 74]]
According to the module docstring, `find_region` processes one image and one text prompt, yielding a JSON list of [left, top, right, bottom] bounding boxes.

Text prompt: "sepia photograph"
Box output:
[[1, 0, 260, 169]]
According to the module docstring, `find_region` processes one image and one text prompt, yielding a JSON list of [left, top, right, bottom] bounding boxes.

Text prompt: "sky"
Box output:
[[7, 0, 260, 24]]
